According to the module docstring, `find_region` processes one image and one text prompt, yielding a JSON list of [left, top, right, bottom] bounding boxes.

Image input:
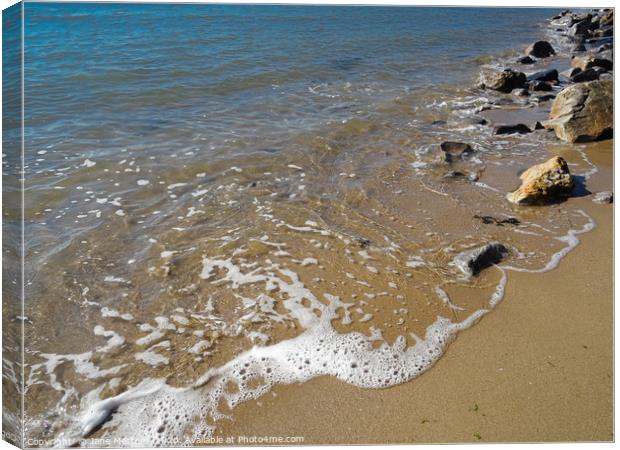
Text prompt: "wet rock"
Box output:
[[596, 42, 613, 53], [571, 43, 587, 52], [570, 54, 613, 71], [479, 68, 527, 93], [544, 80, 612, 142], [526, 40, 556, 58], [493, 124, 532, 135], [592, 191, 613, 204], [570, 67, 602, 82], [517, 55, 536, 64], [513, 88, 530, 97], [452, 242, 509, 277], [561, 67, 583, 79], [569, 16, 596, 36], [506, 156, 573, 204], [473, 215, 521, 226], [533, 94, 556, 103], [592, 26, 613, 38], [439, 141, 474, 163], [528, 80, 553, 92], [527, 68, 559, 83]]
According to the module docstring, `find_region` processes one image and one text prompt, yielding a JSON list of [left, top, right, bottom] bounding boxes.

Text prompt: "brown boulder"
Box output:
[[479, 68, 527, 93], [570, 54, 613, 71], [506, 156, 573, 205], [525, 41, 555, 58], [543, 80, 612, 142]]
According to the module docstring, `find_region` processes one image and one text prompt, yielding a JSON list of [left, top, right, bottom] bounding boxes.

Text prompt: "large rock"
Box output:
[[527, 68, 559, 83], [570, 54, 613, 71], [526, 41, 556, 58], [479, 68, 527, 93], [452, 242, 509, 277], [543, 80, 612, 142], [506, 156, 573, 204]]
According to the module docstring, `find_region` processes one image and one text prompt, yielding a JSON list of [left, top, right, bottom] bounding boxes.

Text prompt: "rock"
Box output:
[[570, 67, 602, 82], [533, 94, 556, 103], [597, 43, 613, 53], [593, 191, 613, 204], [506, 156, 573, 204], [570, 54, 613, 71], [439, 141, 474, 163], [517, 55, 536, 64], [443, 170, 479, 182], [513, 88, 530, 97], [544, 80, 612, 142], [528, 80, 553, 92], [571, 43, 587, 52], [561, 67, 582, 79], [592, 26, 613, 38], [569, 16, 595, 36], [526, 40, 556, 58], [452, 242, 509, 277], [493, 124, 532, 135], [473, 215, 521, 226], [527, 68, 559, 83], [479, 68, 527, 93]]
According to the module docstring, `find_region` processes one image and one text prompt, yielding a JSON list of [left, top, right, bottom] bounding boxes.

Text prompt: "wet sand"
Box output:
[[213, 142, 613, 444]]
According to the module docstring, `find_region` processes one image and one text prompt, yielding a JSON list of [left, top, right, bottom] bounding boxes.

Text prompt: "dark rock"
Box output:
[[534, 94, 556, 103], [439, 141, 474, 163], [597, 43, 613, 53], [569, 16, 595, 36], [517, 55, 536, 64], [527, 68, 559, 83], [526, 40, 556, 58], [452, 242, 509, 277], [529, 80, 553, 92], [473, 215, 521, 226], [571, 43, 587, 52], [570, 67, 601, 82], [493, 124, 532, 135], [592, 191, 613, 204], [532, 121, 545, 130], [479, 68, 527, 93]]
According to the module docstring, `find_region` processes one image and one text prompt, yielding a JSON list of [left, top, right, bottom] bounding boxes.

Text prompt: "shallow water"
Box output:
[[2, 3, 605, 446]]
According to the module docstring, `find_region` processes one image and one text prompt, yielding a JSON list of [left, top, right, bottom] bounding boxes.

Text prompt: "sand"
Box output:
[[212, 140, 613, 444]]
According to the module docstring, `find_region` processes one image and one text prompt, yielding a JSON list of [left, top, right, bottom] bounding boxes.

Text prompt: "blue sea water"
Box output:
[[23, 4, 556, 161]]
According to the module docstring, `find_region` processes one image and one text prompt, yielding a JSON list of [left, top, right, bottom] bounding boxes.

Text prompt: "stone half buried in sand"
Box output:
[[452, 242, 509, 278], [543, 80, 612, 143], [439, 141, 474, 163], [478, 68, 526, 93], [506, 156, 574, 205]]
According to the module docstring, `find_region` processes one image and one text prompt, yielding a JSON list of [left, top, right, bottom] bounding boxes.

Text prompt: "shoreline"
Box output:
[[211, 8, 614, 444], [213, 142, 613, 444]]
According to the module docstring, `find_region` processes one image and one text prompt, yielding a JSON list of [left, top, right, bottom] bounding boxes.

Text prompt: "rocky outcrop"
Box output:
[[525, 40, 555, 58], [517, 55, 535, 65], [543, 80, 612, 142], [452, 242, 509, 277], [506, 156, 573, 204], [479, 68, 527, 93], [439, 141, 474, 162]]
